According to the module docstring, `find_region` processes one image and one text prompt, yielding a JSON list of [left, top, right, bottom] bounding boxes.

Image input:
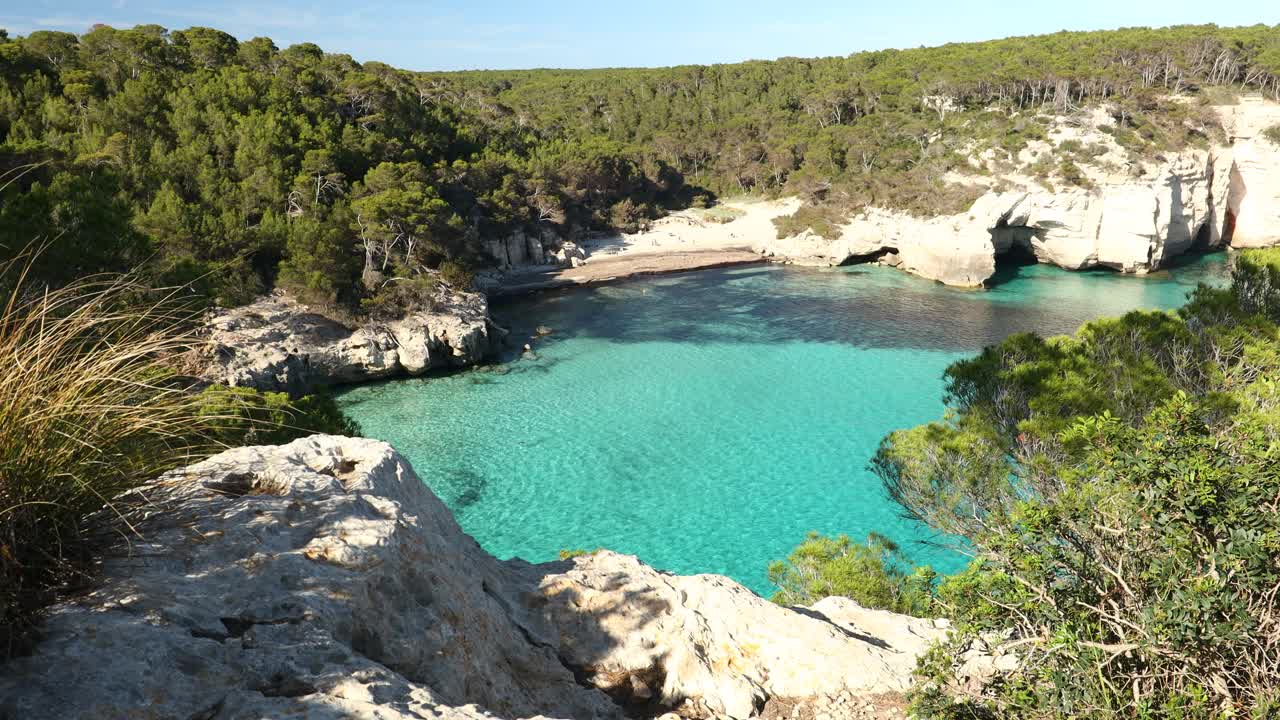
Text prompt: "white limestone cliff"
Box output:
[[204, 289, 497, 393], [0, 436, 950, 720], [1219, 96, 1280, 249], [756, 98, 1280, 287]]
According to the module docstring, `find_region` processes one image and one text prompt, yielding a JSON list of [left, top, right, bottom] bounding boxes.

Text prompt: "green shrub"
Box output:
[[438, 261, 473, 291], [609, 198, 651, 233], [692, 205, 746, 224], [773, 204, 847, 239], [360, 273, 443, 319], [1262, 124, 1280, 147], [1057, 139, 1084, 154], [910, 395, 1280, 718], [875, 264, 1280, 717], [1026, 153, 1055, 179], [767, 532, 937, 616], [1057, 158, 1092, 189], [1232, 247, 1280, 321], [557, 548, 603, 560], [197, 385, 362, 446]]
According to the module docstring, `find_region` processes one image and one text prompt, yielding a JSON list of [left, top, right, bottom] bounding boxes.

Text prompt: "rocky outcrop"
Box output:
[[1219, 96, 1280, 248], [484, 227, 586, 270], [757, 149, 1227, 287], [0, 436, 950, 720], [204, 290, 497, 394], [757, 98, 1280, 287]]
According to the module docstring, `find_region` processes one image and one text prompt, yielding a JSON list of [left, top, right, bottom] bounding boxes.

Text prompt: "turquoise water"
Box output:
[[336, 254, 1230, 595]]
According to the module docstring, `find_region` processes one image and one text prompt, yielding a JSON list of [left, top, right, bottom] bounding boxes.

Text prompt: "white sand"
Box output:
[[578, 197, 802, 260]]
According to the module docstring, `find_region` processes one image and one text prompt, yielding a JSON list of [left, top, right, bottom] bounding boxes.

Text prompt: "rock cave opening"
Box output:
[[986, 224, 1040, 287], [836, 247, 899, 267]]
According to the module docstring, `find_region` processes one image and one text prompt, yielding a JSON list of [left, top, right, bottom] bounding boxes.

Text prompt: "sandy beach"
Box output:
[[579, 197, 801, 258], [492, 249, 767, 295], [494, 197, 800, 295]]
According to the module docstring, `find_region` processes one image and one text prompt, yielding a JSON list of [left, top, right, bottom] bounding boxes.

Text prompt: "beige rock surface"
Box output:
[[480, 99, 1279, 290], [0, 436, 950, 720], [1218, 96, 1280, 248], [204, 290, 496, 393], [756, 148, 1226, 287]]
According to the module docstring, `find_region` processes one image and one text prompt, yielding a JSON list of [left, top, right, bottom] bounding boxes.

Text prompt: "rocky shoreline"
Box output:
[[0, 436, 959, 720], [484, 98, 1280, 290], [204, 99, 1280, 394], [753, 98, 1280, 287], [203, 290, 499, 394]]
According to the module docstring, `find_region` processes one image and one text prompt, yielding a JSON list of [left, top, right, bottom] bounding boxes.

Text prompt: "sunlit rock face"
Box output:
[[1219, 96, 1280, 249], [757, 98, 1280, 287], [759, 152, 1227, 287], [203, 289, 497, 393], [0, 436, 949, 720]]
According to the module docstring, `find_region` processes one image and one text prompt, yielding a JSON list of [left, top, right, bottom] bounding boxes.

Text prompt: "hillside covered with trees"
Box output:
[[1, 23, 1279, 310]]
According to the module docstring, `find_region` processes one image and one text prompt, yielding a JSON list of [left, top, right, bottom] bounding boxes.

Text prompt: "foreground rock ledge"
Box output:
[[0, 436, 948, 720]]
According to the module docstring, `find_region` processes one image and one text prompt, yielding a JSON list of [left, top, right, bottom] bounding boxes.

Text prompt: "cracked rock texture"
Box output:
[[203, 290, 497, 393], [0, 436, 949, 720]]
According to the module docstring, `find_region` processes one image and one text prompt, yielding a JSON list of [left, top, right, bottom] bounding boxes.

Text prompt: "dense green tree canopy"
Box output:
[[1, 23, 1278, 308], [870, 251, 1280, 718]]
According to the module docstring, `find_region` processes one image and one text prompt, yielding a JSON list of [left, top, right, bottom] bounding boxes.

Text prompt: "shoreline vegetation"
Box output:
[[490, 197, 797, 294]]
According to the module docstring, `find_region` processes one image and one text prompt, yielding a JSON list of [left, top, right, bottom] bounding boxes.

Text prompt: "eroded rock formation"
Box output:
[[0, 436, 949, 720], [758, 150, 1229, 287], [757, 98, 1280, 287], [204, 290, 497, 393], [1219, 96, 1280, 248], [484, 227, 587, 271]]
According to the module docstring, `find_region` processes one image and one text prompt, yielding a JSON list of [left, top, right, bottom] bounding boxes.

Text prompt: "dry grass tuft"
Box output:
[[0, 257, 224, 658]]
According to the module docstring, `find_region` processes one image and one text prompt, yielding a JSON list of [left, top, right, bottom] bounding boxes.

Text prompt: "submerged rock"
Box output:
[[203, 290, 498, 394], [0, 436, 949, 720]]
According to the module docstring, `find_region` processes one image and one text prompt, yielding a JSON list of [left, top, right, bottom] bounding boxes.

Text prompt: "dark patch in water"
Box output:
[[447, 468, 489, 510]]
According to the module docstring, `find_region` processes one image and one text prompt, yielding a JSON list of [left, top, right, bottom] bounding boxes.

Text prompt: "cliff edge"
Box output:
[[0, 436, 948, 720], [754, 98, 1280, 286]]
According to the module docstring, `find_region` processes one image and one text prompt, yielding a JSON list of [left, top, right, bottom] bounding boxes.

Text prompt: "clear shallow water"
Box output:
[[336, 254, 1230, 595]]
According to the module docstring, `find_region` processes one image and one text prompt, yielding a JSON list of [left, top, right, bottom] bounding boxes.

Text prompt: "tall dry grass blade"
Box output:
[[0, 254, 224, 659]]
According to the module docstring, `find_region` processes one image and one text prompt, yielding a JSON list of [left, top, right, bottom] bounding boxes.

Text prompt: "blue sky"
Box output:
[[2, 1, 1278, 71]]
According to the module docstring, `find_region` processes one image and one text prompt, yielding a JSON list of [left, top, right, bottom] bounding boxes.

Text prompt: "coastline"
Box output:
[[491, 248, 767, 296], [490, 197, 800, 296]]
